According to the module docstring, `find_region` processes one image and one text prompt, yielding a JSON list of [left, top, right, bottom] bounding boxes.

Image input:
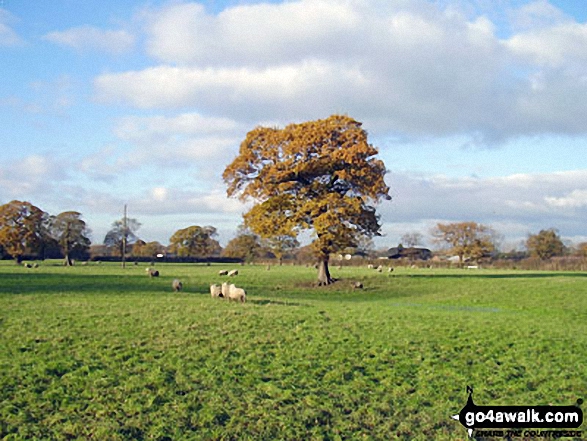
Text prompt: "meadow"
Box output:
[[0, 261, 585, 440]]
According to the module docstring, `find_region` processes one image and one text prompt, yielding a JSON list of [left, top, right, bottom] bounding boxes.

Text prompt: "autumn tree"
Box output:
[[223, 114, 391, 285], [526, 229, 564, 260], [0, 200, 47, 263], [432, 221, 497, 266], [222, 228, 265, 263], [48, 211, 91, 266], [103, 217, 141, 257], [132, 240, 165, 259], [168, 226, 221, 258], [576, 242, 587, 259], [243, 205, 299, 264]]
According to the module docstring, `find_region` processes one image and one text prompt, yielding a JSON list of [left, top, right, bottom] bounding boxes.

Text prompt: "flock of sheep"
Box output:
[[145, 267, 246, 303], [367, 264, 394, 273]]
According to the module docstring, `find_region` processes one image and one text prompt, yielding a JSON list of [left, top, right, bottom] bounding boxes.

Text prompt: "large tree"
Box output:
[[222, 228, 265, 263], [131, 240, 166, 259], [0, 200, 47, 263], [48, 211, 91, 266], [526, 228, 564, 260], [168, 225, 221, 258], [432, 221, 497, 266], [103, 217, 141, 257], [223, 114, 391, 285]]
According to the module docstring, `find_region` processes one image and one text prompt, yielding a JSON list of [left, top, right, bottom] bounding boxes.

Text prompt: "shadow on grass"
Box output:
[[392, 272, 587, 279], [249, 299, 309, 307], [0, 272, 212, 296]]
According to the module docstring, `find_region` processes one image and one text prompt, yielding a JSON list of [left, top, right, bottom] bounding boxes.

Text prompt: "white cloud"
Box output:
[[0, 9, 22, 46], [143, 0, 361, 66], [43, 25, 135, 54], [506, 22, 587, 68], [132, 187, 247, 216], [111, 112, 245, 169], [0, 154, 69, 200], [89, 0, 587, 141], [381, 169, 587, 237], [95, 60, 367, 119], [545, 189, 587, 208]]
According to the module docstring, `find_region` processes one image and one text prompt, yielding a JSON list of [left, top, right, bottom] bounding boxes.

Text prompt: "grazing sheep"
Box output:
[[227, 284, 246, 303], [146, 268, 159, 277], [218, 270, 229, 276], [24, 263, 32, 268], [172, 279, 183, 292], [210, 284, 223, 298], [376, 265, 383, 272], [354, 281, 363, 289], [367, 264, 374, 269], [32, 263, 39, 268], [228, 269, 239, 277], [221, 282, 230, 297]]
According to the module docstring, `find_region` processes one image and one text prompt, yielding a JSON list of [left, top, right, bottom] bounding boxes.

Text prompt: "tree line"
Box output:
[[0, 199, 577, 266], [0, 115, 583, 279], [0, 200, 299, 264]]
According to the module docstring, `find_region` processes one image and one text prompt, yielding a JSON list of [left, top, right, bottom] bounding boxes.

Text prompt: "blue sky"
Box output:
[[1, 0, 587, 250]]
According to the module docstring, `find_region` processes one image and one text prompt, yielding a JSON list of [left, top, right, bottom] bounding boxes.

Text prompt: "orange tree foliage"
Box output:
[[432, 221, 497, 266], [526, 228, 565, 260], [223, 115, 391, 284], [0, 200, 47, 263]]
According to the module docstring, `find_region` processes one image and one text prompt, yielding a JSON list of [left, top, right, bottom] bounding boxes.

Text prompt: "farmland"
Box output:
[[0, 261, 585, 440]]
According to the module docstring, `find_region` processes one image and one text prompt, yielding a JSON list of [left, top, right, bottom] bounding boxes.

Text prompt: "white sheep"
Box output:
[[227, 284, 246, 303], [172, 279, 183, 292], [210, 284, 223, 298], [221, 282, 230, 297], [218, 270, 229, 276], [228, 269, 239, 277], [367, 264, 374, 269]]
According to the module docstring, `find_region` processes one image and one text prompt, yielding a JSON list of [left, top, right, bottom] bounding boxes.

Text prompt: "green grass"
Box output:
[[0, 262, 585, 440]]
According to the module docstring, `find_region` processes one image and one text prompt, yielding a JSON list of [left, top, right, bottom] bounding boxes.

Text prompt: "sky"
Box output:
[[1, 0, 587, 250]]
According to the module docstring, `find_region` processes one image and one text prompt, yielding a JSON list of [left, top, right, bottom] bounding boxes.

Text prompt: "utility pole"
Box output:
[[122, 204, 127, 269]]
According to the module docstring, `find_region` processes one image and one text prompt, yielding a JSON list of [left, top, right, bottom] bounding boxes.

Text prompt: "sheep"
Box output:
[[228, 269, 239, 277], [218, 270, 229, 276], [210, 284, 223, 298], [227, 284, 246, 303], [367, 264, 374, 269], [221, 282, 230, 297], [172, 279, 183, 292], [388, 267, 394, 272], [376, 265, 383, 272], [146, 268, 159, 277], [353, 281, 363, 289]]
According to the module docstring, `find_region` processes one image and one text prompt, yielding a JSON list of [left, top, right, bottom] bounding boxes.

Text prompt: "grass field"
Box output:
[[0, 261, 585, 440]]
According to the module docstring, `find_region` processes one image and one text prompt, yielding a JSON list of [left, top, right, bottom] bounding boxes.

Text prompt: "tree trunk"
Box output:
[[64, 253, 73, 266], [317, 256, 336, 286]]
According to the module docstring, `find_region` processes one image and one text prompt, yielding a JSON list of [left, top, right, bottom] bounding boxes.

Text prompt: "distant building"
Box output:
[[387, 245, 432, 260]]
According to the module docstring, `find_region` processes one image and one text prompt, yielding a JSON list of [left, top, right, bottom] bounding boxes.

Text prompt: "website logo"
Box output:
[[452, 386, 583, 438]]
